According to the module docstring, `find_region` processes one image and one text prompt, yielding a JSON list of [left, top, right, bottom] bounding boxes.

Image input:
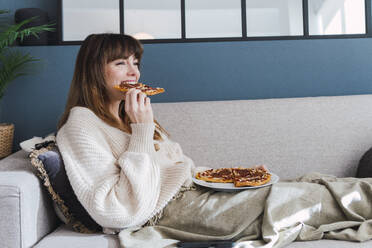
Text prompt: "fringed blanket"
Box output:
[[118, 173, 372, 248]]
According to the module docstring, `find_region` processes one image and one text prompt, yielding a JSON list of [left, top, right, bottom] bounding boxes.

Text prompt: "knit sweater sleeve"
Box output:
[[56, 110, 161, 229]]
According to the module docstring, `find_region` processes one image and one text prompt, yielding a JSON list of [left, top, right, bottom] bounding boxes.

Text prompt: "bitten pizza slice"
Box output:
[[195, 168, 234, 183], [113, 81, 165, 96]]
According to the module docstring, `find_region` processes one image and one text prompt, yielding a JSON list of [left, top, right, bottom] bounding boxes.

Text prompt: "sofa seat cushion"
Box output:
[[34, 225, 119, 248], [35, 225, 372, 248]]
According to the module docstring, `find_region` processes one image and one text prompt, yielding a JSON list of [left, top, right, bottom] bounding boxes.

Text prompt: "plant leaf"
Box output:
[[0, 9, 55, 99], [0, 50, 38, 98]]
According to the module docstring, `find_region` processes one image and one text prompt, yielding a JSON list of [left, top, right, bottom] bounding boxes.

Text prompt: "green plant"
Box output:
[[0, 9, 54, 99]]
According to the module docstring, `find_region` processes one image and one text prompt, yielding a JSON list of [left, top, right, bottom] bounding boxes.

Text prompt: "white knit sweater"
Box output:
[[56, 106, 194, 229]]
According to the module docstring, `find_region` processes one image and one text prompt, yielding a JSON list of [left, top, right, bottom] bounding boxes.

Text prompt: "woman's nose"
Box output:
[[127, 64, 138, 76]]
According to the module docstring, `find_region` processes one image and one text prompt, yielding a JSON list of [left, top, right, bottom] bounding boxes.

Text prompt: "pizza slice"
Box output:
[[232, 167, 271, 187], [114, 81, 165, 96], [195, 168, 233, 183]]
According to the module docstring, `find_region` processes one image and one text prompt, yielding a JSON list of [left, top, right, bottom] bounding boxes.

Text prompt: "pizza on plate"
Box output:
[[195, 168, 233, 183], [113, 81, 165, 96], [195, 166, 271, 187], [232, 167, 271, 187]]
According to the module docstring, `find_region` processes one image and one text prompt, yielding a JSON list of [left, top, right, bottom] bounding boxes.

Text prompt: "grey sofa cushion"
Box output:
[[356, 147, 372, 178], [152, 95, 372, 179], [30, 143, 102, 233], [34, 225, 119, 248]]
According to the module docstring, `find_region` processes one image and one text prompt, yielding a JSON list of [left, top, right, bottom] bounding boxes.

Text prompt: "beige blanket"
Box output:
[[119, 173, 372, 248]]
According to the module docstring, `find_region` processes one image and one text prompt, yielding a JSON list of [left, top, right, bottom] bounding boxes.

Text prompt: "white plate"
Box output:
[[192, 173, 279, 192]]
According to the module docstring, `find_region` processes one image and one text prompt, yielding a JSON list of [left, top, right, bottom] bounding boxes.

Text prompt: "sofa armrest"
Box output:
[[0, 151, 59, 248]]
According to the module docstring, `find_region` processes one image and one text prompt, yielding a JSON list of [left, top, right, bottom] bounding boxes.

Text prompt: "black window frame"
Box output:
[[57, 0, 372, 45]]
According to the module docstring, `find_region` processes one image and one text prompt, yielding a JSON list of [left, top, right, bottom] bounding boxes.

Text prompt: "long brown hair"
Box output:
[[57, 33, 168, 140]]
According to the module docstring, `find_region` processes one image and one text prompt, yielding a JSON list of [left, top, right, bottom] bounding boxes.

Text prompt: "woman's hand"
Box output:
[[124, 88, 154, 123]]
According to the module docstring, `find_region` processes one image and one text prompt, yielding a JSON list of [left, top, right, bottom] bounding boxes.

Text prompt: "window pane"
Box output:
[[62, 0, 120, 41], [308, 0, 366, 35], [185, 0, 242, 38], [124, 0, 181, 39], [246, 0, 303, 37]]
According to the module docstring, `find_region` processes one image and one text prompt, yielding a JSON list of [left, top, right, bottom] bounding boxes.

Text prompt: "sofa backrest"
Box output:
[[152, 95, 372, 179]]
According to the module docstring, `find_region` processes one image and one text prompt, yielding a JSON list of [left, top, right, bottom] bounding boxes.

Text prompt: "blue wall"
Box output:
[[2, 1, 372, 150]]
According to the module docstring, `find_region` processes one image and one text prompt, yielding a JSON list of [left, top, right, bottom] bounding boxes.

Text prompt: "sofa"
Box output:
[[1, 94, 372, 248]]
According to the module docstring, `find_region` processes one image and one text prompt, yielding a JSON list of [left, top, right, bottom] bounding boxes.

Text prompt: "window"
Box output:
[[308, 0, 366, 35], [124, 0, 181, 39], [61, 0, 120, 42], [185, 0, 242, 38], [246, 0, 303, 37], [59, 0, 370, 44]]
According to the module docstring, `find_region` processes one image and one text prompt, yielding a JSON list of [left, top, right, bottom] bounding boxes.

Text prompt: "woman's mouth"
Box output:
[[121, 80, 137, 84]]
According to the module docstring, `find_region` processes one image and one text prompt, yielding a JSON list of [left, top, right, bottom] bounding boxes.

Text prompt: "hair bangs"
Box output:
[[103, 34, 143, 64]]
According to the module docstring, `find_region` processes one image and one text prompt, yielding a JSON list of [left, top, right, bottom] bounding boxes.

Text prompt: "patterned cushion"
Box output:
[[29, 141, 102, 233]]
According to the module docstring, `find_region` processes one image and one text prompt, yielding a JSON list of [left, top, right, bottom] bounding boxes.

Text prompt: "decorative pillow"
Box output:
[[356, 147, 372, 178], [29, 141, 102, 233]]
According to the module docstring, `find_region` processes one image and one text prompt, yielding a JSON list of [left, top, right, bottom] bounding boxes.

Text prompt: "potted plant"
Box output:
[[0, 9, 54, 158]]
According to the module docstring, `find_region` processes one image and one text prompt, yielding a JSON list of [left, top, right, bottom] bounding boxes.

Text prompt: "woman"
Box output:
[[57, 33, 372, 248], [56, 33, 195, 232]]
